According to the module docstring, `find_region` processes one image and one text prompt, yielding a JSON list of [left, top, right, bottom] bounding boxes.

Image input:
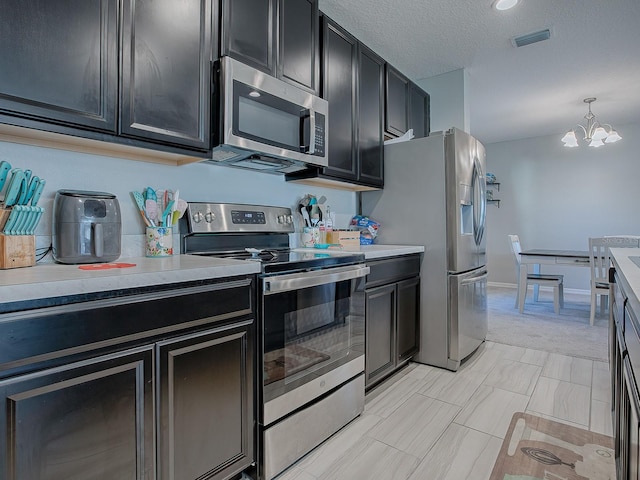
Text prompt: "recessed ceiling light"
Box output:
[[492, 0, 519, 11]]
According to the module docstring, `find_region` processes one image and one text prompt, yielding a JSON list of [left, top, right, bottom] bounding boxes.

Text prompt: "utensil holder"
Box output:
[[0, 234, 35, 269], [145, 226, 173, 257]]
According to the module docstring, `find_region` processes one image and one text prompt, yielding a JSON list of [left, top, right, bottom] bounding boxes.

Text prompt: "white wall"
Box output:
[[0, 141, 356, 256], [417, 69, 469, 134], [485, 121, 640, 291]]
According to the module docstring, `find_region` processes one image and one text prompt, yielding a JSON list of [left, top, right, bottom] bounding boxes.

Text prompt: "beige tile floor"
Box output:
[[274, 341, 612, 480]]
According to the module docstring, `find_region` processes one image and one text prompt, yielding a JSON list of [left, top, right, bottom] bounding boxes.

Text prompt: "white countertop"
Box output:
[[0, 244, 424, 306], [0, 255, 260, 305]]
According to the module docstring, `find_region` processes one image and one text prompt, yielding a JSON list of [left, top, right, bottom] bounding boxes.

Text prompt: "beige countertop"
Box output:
[[0, 254, 260, 305]]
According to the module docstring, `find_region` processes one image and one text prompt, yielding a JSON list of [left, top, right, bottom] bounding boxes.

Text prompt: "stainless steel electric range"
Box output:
[[180, 202, 368, 480]]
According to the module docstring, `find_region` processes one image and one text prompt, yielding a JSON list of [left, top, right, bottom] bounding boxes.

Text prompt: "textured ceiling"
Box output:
[[318, 0, 640, 145]]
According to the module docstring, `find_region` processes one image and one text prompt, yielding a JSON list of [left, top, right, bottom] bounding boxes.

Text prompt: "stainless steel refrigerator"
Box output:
[[361, 128, 488, 371]]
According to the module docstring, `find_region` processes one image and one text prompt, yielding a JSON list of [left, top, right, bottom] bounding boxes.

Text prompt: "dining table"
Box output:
[[518, 249, 591, 309]]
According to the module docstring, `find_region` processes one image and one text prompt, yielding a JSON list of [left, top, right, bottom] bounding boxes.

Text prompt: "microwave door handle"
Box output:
[[300, 108, 316, 154]]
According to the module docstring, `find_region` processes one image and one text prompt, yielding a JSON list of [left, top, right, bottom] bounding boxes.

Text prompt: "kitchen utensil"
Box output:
[[172, 198, 187, 225], [160, 200, 174, 226], [145, 199, 159, 224], [168, 189, 178, 224], [145, 187, 157, 202], [3, 169, 26, 207], [30, 178, 45, 206], [12, 206, 28, 235], [21, 175, 39, 205], [2, 205, 20, 234], [131, 191, 152, 227], [0, 160, 11, 193]]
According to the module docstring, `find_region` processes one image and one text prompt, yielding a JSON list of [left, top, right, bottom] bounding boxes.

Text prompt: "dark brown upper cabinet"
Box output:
[[221, 0, 319, 94], [120, 0, 213, 150], [385, 64, 410, 138], [0, 0, 215, 155], [286, 16, 384, 190], [409, 83, 430, 139], [357, 44, 385, 187], [385, 64, 430, 139], [0, 0, 119, 132], [321, 18, 358, 182]]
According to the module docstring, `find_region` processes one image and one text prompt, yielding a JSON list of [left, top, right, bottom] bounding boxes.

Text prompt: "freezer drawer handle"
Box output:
[[459, 268, 488, 286]]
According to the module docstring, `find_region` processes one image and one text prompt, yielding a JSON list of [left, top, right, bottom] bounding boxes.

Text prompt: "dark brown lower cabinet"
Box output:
[[0, 278, 255, 480], [365, 255, 420, 388], [157, 321, 254, 480], [0, 346, 154, 479]]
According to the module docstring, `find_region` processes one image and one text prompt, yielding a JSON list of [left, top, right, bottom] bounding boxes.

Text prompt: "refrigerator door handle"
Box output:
[[459, 268, 488, 286], [471, 157, 487, 246]]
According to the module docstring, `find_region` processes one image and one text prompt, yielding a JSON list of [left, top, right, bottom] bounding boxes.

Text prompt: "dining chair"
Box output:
[[588, 236, 640, 325], [509, 234, 564, 314]]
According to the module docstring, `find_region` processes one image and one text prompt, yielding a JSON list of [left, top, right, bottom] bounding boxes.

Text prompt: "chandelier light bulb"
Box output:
[[589, 138, 604, 148], [591, 127, 608, 141], [561, 130, 578, 147], [605, 130, 622, 143]]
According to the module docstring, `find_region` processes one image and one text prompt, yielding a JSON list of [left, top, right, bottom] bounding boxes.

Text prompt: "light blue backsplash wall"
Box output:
[[0, 140, 356, 259]]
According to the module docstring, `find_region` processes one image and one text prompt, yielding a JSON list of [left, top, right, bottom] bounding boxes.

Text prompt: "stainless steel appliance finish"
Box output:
[[205, 56, 329, 174], [180, 202, 367, 480], [362, 128, 488, 371], [52, 189, 122, 264]]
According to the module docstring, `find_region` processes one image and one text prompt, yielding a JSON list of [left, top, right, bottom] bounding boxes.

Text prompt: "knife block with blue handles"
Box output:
[[0, 208, 35, 269]]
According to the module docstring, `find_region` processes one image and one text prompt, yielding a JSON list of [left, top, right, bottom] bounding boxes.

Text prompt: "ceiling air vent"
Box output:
[[511, 28, 551, 48]]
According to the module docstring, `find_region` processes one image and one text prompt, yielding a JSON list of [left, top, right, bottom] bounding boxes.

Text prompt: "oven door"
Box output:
[[261, 264, 368, 426]]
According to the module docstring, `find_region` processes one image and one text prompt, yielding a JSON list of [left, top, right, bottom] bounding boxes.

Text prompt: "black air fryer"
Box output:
[[52, 190, 122, 264]]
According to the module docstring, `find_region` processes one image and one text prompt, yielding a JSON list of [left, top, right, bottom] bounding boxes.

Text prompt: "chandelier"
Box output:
[[561, 97, 622, 148]]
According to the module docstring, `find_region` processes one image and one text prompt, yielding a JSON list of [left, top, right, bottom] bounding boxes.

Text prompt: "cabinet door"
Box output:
[[0, 0, 118, 131], [357, 44, 385, 187], [396, 277, 420, 362], [121, 0, 212, 149], [279, 0, 319, 93], [322, 18, 358, 181], [409, 83, 430, 139], [385, 64, 409, 137], [157, 320, 255, 480], [0, 346, 154, 480], [221, 0, 276, 75], [365, 284, 396, 387]]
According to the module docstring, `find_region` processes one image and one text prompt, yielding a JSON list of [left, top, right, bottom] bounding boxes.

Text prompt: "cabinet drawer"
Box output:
[[626, 304, 640, 378], [366, 254, 421, 287], [0, 278, 253, 379]]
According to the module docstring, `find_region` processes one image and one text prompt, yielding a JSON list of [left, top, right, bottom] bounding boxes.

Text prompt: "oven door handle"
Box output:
[[263, 264, 370, 294]]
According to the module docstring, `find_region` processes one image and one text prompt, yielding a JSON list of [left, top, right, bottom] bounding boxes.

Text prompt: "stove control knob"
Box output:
[[192, 211, 204, 223], [204, 211, 215, 223], [277, 215, 285, 224], [287, 215, 294, 224]]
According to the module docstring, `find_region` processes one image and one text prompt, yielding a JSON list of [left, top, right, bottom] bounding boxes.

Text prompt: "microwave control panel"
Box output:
[[313, 113, 325, 157]]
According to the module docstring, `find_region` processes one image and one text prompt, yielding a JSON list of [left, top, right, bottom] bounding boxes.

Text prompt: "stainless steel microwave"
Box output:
[[205, 56, 328, 174]]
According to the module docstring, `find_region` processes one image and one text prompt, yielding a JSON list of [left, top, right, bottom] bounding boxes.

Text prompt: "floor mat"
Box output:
[[490, 412, 615, 480]]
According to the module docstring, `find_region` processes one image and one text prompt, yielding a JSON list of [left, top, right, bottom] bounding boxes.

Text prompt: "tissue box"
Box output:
[[326, 230, 360, 247]]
